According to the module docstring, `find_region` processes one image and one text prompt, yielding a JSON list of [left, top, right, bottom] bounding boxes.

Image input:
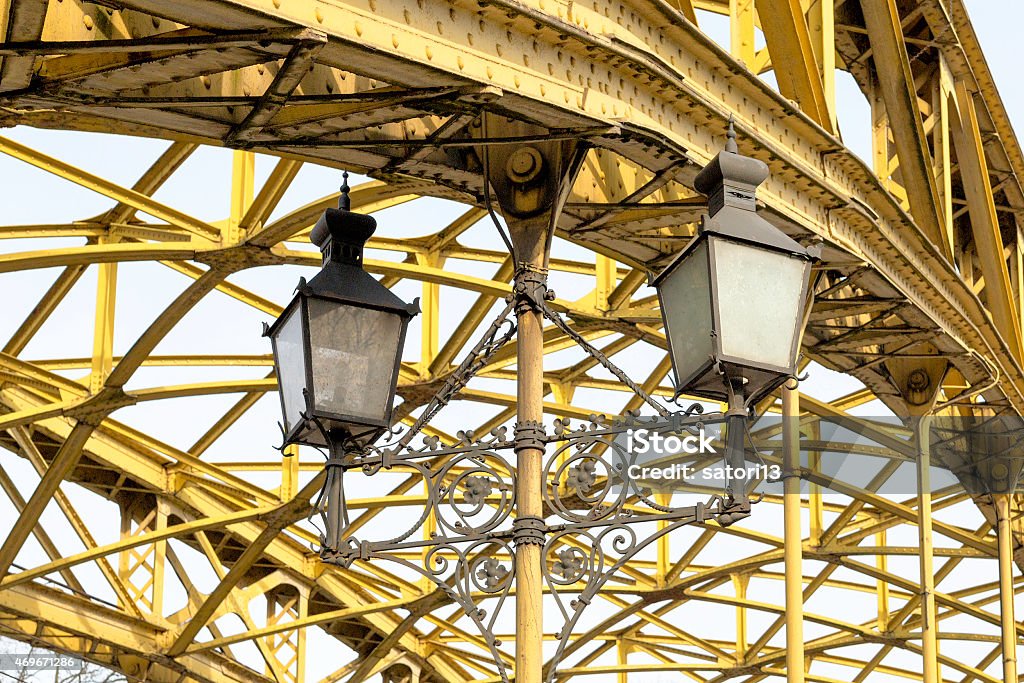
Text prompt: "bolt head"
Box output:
[[506, 146, 544, 184]]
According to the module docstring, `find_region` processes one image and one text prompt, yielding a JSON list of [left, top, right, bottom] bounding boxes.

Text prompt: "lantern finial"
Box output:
[[311, 171, 376, 266], [339, 171, 351, 211], [694, 118, 769, 215]]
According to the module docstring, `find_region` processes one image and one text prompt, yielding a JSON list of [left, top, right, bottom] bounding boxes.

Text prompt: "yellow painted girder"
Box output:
[[0, 5, 1019, 671], [860, 0, 951, 260], [0, 135, 220, 241], [754, 0, 834, 131]]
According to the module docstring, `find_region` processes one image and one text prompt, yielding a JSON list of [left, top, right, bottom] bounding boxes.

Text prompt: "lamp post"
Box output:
[[264, 124, 816, 682]]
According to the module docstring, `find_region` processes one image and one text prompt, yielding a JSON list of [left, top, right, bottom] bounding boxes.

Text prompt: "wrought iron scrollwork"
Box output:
[[308, 278, 761, 681], [540, 507, 714, 682], [332, 536, 517, 683]]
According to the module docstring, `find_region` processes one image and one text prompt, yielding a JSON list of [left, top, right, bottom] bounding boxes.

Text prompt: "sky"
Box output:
[[0, 2, 1021, 681]]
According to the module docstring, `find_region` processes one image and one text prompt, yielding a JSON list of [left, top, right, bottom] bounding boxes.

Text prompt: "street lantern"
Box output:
[[265, 174, 419, 448], [653, 122, 818, 408]]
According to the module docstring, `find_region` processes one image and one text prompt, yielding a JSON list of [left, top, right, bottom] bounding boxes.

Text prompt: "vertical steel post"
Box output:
[[916, 417, 940, 683], [479, 126, 585, 681], [782, 385, 804, 683], [996, 493, 1018, 682], [512, 256, 548, 683]]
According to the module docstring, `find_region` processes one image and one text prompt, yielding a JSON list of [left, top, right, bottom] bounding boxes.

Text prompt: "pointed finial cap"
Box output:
[[310, 170, 377, 264], [693, 117, 769, 214], [725, 116, 738, 154], [338, 171, 351, 211]]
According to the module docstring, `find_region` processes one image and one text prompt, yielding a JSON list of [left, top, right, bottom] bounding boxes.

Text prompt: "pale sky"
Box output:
[[0, 3, 1020, 681]]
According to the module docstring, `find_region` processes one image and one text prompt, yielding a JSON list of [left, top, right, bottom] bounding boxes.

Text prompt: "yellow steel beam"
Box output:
[[10, 426, 143, 617], [860, 0, 951, 259], [89, 255, 117, 393], [754, 0, 834, 131], [429, 258, 513, 375], [0, 268, 226, 577], [0, 0, 46, 92], [192, 530, 291, 683], [0, 135, 221, 241], [729, 0, 756, 65], [228, 150, 256, 245], [949, 80, 1024, 362], [240, 158, 303, 233], [3, 266, 86, 356], [187, 598, 412, 653], [0, 503, 279, 590], [247, 181, 421, 247], [101, 141, 199, 226], [165, 472, 326, 656], [0, 463, 86, 595], [0, 421, 95, 577]]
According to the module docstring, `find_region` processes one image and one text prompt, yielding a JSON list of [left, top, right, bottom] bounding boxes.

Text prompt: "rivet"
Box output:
[[392, 35, 399, 48], [457, 56, 465, 70], [315, 8, 323, 22], [83, 15, 94, 29], [273, 0, 280, 6], [486, 66, 493, 79], [403, 9, 410, 23], [425, 46, 433, 60], [514, 75, 520, 88], [369, 0, 376, 10], [257, 64, 265, 75], [201, 75, 212, 89], [355, 22, 363, 36]]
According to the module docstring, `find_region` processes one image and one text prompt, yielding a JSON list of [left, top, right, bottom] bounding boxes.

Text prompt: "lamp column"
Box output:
[[478, 123, 585, 681], [512, 241, 547, 683]]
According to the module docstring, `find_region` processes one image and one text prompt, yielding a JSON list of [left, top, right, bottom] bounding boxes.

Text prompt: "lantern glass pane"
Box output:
[[271, 306, 308, 433], [659, 240, 713, 384], [308, 297, 403, 422], [713, 239, 805, 369]]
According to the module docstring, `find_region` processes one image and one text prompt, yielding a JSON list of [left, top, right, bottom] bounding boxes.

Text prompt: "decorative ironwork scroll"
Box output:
[[309, 280, 759, 680]]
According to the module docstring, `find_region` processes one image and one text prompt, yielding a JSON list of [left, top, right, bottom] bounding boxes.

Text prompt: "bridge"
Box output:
[[0, 0, 1022, 681]]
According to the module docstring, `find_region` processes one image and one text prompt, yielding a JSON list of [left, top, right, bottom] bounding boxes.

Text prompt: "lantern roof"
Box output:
[[301, 172, 419, 317], [651, 120, 818, 287], [693, 120, 770, 205], [690, 119, 815, 258]]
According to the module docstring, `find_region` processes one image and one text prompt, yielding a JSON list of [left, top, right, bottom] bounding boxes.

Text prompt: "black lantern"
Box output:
[[653, 123, 818, 408], [265, 174, 419, 448]]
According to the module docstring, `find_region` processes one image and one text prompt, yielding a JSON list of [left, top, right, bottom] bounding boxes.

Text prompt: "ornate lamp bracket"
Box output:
[[304, 262, 762, 682]]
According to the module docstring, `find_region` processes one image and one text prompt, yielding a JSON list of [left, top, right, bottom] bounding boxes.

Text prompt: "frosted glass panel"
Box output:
[[271, 307, 308, 432], [659, 241, 713, 384], [308, 298, 403, 422], [713, 239, 804, 369]]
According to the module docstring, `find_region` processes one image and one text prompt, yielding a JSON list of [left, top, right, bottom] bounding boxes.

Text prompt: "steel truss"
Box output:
[[0, 0, 1023, 682]]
